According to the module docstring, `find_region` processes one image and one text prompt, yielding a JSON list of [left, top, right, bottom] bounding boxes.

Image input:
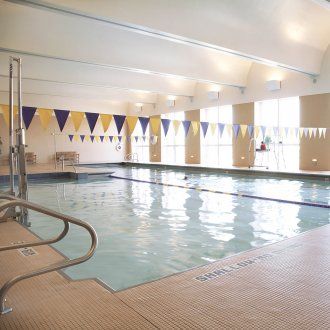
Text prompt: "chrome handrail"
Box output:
[[0, 197, 98, 315]]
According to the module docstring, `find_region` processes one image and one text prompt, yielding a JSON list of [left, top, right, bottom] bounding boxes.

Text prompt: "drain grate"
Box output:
[[19, 247, 38, 257]]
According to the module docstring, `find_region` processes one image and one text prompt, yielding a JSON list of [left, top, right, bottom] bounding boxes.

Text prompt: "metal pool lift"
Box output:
[[6, 56, 29, 226]]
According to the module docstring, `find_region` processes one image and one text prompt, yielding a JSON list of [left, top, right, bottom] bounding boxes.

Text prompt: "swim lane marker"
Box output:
[[109, 175, 330, 209]]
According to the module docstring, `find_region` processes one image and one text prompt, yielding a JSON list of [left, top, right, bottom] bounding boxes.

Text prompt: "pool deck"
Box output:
[[0, 220, 329, 329]]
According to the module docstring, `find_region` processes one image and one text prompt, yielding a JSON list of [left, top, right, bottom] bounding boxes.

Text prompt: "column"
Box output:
[[232, 102, 254, 167], [300, 93, 330, 171], [185, 109, 200, 164]]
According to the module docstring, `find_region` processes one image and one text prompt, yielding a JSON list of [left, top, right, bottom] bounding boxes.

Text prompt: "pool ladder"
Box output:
[[0, 194, 98, 315]]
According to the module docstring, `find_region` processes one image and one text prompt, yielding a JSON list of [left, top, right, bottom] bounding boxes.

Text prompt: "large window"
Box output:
[[255, 97, 300, 170], [201, 105, 233, 167], [131, 120, 150, 162], [161, 111, 185, 164]]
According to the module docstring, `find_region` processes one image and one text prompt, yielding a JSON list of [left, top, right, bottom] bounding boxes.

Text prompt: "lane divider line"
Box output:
[[109, 175, 330, 209]]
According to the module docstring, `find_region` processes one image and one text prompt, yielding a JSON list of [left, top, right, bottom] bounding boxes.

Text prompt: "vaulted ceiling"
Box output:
[[0, 0, 329, 111]]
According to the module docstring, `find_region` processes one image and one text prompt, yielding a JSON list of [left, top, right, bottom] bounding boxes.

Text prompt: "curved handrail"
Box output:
[[0, 198, 98, 315], [0, 194, 69, 251], [125, 153, 139, 162]]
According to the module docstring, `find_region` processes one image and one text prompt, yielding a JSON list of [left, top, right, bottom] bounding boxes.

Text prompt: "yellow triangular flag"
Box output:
[[70, 111, 85, 132], [299, 128, 304, 139], [308, 127, 313, 138], [126, 116, 138, 135], [95, 135, 100, 142], [104, 136, 109, 142], [113, 136, 118, 143], [1, 104, 18, 126], [322, 128, 327, 138], [172, 120, 181, 136], [121, 136, 126, 143], [85, 135, 90, 142], [240, 124, 247, 138], [150, 117, 161, 135], [226, 124, 232, 137], [37, 108, 53, 130], [100, 114, 113, 133], [73, 134, 79, 142], [254, 126, 260, 138], [191, 121, 199, 136], [210, 123, 217, 136]]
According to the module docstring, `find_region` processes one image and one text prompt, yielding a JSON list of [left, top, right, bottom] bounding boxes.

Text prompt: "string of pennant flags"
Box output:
[[0, 105, 328, 141], [67, 134, 158, 144]]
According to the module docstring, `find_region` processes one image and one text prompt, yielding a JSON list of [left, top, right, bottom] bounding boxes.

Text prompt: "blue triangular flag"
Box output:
[[68, 134, 74, 142], [161, 118, 171, 137], [85, 112, 99, 133], [182, 120, 191, 137], [54, 109, 70, 131], [113, 115, 126, 134], [138, 117, 150, 135], [200, 122, 209, 137], [218, 123, 225, 137], [22, 106, 37, 129]]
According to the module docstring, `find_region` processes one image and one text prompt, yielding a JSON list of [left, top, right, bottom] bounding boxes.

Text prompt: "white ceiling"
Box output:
[[0, 0, 329, 111]]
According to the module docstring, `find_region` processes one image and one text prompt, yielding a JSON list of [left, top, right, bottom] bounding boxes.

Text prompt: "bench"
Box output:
[[25, 152, 37, 164], [55, 152, 79, 164]]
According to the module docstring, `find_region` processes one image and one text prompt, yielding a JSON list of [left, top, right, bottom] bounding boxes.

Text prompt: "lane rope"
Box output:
[[109, 175, 330, 209]]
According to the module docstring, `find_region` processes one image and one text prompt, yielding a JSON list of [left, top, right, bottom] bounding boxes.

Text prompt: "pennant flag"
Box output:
[[134, 136, 139, 143], [191, 121, 199, 136], [303, 128, 309, 138], [138, 117, 150, 135], [312, 127, 318, 138], [240, 124, 247, 138], [161, 118, 171, 137], [71, 111, 85, 132], [247, 124, 254, 138], [38, 108, 53, 129], [104, 136, 109, 142], [54, 109, 70, 131], [233, 124, 240, 139], [151, 135, 158, 144], [210, 123, 217, 136], [100, 114, 113, 132], [218, 123, 225, 137], [182, 120, 191, 137], [85, 135, 90, 142], [68, 134, 74, 142], [22, 106, 37, 129], [299, 128, 304, 139], [318, 128, 326, 139], [284, 127, 289, 138], [279, 127, 285, 138], [118, 136, 122, 143], [80, 135, 85, 142], [254, 126, 260, 138], [73, 135, 79, 142], [100, 135, 105, 142], [142, 136, 146, 142], [273, 126, 279, 137], [85, 112, 99, 133], [95, 135, 100, 143], [113, 115, 126, 134], [172, 120, 181, 135], [126, 116, 138, 134], [150, 117, 161, 135], [260, 126, 267, 138], [109, 136, 114, 143], [90, 135, 95, 143], [294, 127, 299, 138], [0, 105, 18, 126], [226, 124, 232, 137], [200, 122, 209, 137]]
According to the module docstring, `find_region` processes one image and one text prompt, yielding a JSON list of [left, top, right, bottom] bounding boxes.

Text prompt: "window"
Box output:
[[131, 120, 150, 162], [200, 105, 233, 167], [255, 97, 300, 170], [161, 111, 185, 164]]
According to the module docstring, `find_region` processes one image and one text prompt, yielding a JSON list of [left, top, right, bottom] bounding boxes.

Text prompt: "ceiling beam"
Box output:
[[5, 0, 318, 77]]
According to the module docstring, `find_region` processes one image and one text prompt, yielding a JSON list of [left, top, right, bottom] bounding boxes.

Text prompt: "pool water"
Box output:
[[23, 166, 330, 290]]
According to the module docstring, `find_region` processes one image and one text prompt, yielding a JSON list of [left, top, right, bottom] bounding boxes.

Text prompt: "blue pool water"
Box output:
[[20, 166, 330, 290]]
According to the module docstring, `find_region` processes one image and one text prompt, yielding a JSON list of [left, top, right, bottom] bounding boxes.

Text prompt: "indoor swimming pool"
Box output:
[[22, 165, 330, 290]]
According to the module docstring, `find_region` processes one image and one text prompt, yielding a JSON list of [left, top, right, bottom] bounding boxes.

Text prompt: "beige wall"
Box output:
[[299, 93, 330, 171], [185, 110, 200, 164], [0, 111, 126, 164], [232, 103, 254, 167], [149, 115, 161, 162]]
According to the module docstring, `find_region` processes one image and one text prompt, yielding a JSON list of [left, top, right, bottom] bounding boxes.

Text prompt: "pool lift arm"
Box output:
[[7, 56, 29, 226]]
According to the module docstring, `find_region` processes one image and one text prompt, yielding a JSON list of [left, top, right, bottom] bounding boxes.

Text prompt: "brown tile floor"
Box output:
[[0, 220, 329, 329]]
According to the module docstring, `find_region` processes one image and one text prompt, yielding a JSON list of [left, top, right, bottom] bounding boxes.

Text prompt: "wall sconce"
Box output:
[[241, 156, 245, 160], [190, 155, 194, 158], [207, 90, 220, 100], [266, 80, 281, 91], [135, 103, 143, 113], [312, 158, 318, 165]]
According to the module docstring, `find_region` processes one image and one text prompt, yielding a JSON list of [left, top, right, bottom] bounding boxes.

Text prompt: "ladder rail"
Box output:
[[0, 197, 98, 315]]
